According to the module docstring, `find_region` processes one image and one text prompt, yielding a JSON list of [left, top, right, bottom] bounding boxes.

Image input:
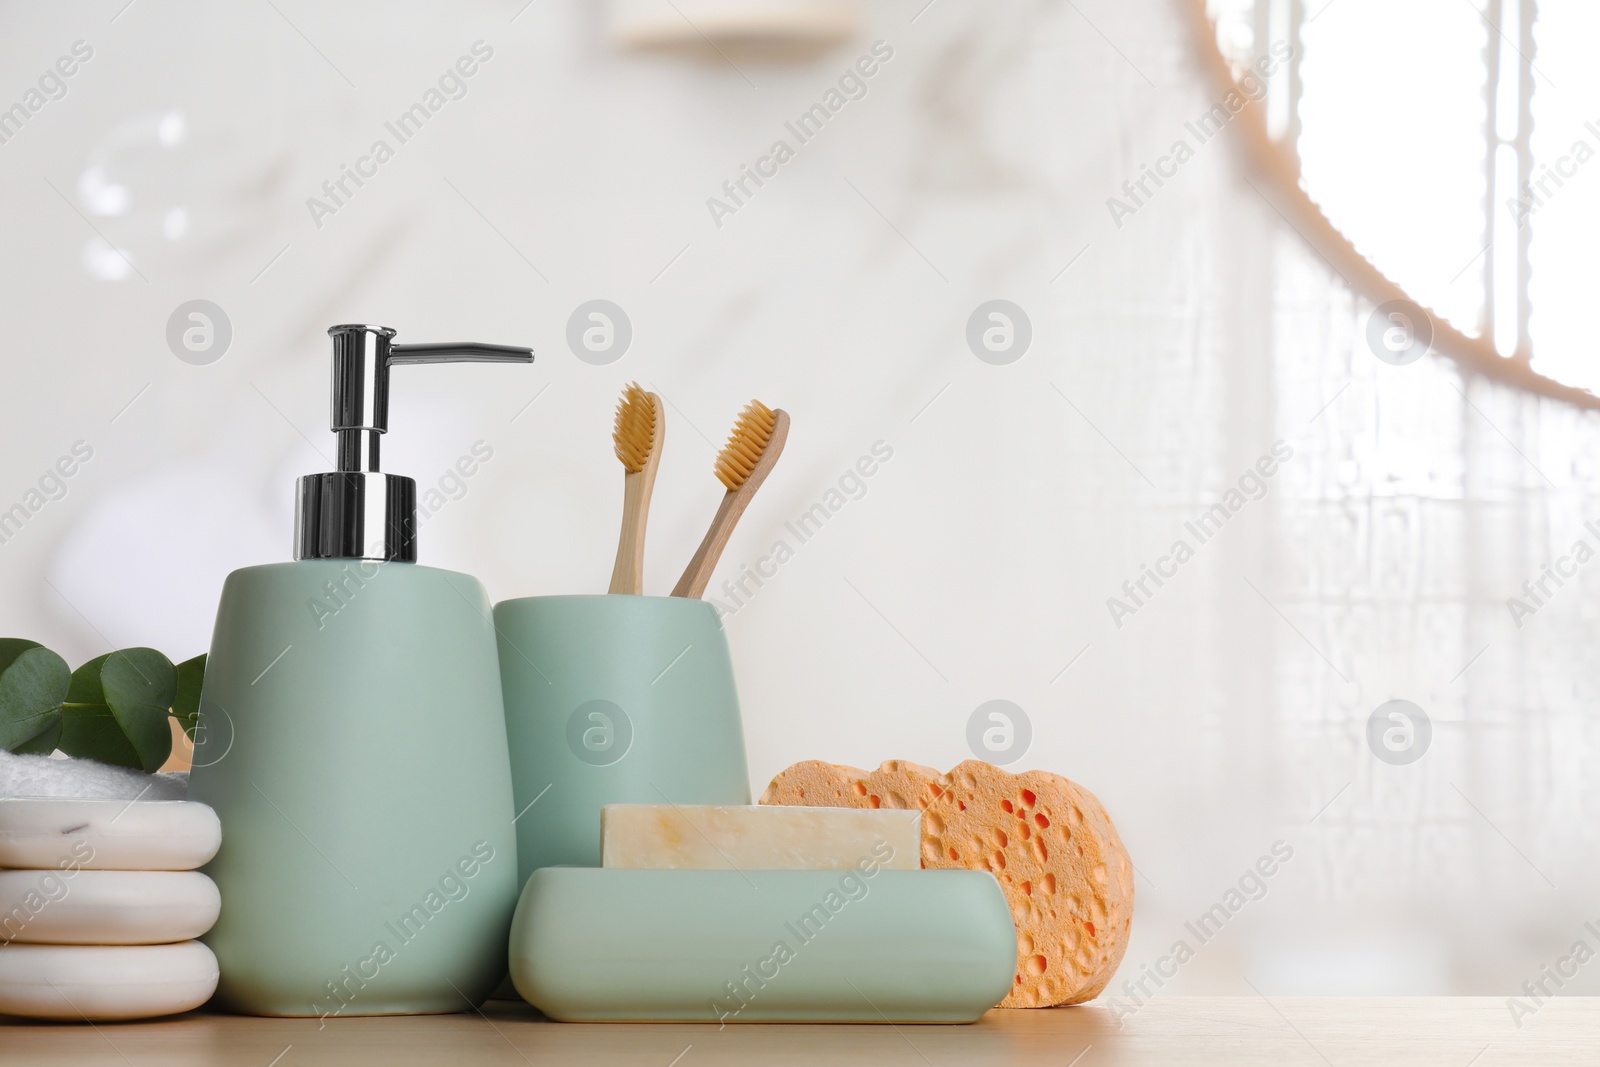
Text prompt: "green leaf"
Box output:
[[0, 642, 71, 751], [101, 649, 175, 773], [172, 654, 206, 739], [66, 652, 111, 706], [0, 638, 43, 675], [58, 705, 142, 769], [59, 650, 177, 772], [13, 713, 63, 755]]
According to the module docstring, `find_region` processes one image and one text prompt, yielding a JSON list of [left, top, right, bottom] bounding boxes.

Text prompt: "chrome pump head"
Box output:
[[294, 324, 533, 563]]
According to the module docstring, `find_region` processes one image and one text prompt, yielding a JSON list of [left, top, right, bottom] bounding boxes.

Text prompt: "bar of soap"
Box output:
[[510, 867, 1015, 1022], [0, 941, 218, 1020], [0, 798, 220, 871], [0, 869, 221, 945], [760, 759, 1134, 1008], [601, 803, 920, 870]]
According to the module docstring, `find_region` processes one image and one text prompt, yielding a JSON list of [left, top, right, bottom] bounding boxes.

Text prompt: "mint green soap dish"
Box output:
[[509, 868, 1016, 1023]]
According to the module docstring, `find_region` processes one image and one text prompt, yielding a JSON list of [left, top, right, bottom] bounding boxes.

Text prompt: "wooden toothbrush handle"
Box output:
[[608, 396, 664, 596], [671, 489, 746, 599], [608, 468, 653, 594], [672, 409, 790, 599]]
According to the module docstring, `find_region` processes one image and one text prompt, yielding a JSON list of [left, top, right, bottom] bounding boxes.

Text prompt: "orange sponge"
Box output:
[[760, 759, 1133, 1007]]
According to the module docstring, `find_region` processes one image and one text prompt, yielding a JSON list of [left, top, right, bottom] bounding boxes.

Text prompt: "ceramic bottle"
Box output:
[[187, 325, 529, 1017]]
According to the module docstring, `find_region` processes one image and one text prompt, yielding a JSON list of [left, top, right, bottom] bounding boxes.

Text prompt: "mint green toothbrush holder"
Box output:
[[493, 595, 751, 887]]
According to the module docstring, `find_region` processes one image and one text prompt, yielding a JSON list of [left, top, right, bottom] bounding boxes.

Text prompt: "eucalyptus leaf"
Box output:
[[172, 654, 206, 739], [13, 713, 63, 755], [58, 705, 142, 769], [11, 642, 193, 769], [0, 642, 71, 751], [101, 649, 175, 773], [66, 652, 111, 706], [0, 638, 44, 674]]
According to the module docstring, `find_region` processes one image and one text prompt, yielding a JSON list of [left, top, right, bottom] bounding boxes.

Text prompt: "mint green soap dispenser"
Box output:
[[188, 325, 530, 1017]]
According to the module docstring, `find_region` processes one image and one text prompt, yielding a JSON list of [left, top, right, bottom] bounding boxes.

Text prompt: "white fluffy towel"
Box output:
[[0, 749, 188, 800]]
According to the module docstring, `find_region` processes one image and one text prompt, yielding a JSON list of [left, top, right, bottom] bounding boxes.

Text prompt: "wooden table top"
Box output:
[[1, 996, 1594, 1065]]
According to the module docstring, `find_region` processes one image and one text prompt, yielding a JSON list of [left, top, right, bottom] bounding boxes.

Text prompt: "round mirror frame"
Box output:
[[1182, 0, 1600, 412]]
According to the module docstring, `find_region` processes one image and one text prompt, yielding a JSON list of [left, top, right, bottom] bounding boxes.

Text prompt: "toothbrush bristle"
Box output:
[[613, 383, 657, 473], [714, 400, 777, 490]]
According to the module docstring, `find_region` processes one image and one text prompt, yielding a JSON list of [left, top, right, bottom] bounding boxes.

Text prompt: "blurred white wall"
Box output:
[[1, 0, 1597, 999]]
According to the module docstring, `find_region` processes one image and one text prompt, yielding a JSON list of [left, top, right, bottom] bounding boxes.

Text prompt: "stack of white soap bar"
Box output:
[[0, 798, 223, 1021], [602, 804, 921, 870]]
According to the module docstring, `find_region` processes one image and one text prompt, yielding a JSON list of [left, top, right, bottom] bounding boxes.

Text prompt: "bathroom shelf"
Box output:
[[0, 996, 1585, 1064]]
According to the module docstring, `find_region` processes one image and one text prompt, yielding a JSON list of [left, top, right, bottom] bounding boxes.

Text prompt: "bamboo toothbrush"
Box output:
[[607, 383, 665, 595], [672, 400, 790, 599]]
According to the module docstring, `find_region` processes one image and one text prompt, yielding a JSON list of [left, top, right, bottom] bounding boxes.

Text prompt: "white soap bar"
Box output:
[[0, 869, 220, 945], [601, 803, 921, 871], [0, 941, 218, 1020], [0, 798, 220, 871]]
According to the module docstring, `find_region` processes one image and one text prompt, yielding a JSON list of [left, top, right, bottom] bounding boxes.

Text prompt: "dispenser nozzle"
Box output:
[[327, 325, 534, 476], [296, 325, 535, 563]]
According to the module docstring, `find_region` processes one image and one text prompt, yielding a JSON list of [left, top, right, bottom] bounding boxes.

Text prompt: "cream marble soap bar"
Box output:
[[601, 804, 921, 871]]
